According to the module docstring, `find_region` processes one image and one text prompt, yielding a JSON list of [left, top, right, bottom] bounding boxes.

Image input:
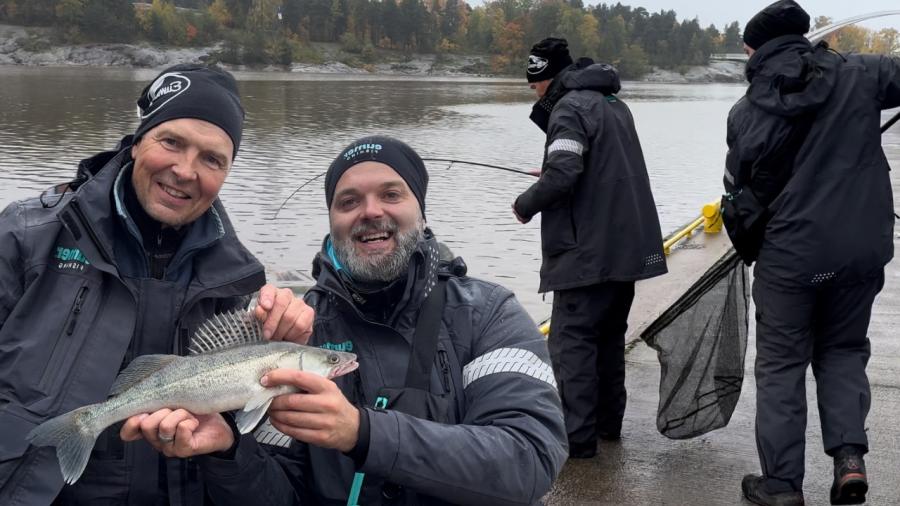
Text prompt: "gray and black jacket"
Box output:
[[260, 233, 567, 505], [515, 62, 668, 292], [726, 35, 900, 287], [0, 144, 294, 505]]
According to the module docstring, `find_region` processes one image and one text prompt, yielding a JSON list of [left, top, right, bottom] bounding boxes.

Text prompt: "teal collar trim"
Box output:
[[113, 162, 144, 247], [327, 238, 343, 271]]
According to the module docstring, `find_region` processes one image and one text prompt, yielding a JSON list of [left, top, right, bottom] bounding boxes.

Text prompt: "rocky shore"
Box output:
[[0, 24, 744, 83]]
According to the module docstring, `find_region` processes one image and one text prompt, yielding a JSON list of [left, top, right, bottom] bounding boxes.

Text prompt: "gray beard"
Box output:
[[333, 217, 424, 283]]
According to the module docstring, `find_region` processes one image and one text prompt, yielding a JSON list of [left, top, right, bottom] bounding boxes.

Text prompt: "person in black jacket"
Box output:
[[513, 38, 667, 459], [724, 2, 900, 505], [254, 136, 567, 505], [0, 64, 314, 506]]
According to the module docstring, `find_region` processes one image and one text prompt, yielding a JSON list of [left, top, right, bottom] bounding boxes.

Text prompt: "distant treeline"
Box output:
[[1, 1, 897, 77]]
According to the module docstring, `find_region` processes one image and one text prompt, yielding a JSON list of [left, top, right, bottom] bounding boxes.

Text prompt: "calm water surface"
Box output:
[[0, 66, 754, 318]]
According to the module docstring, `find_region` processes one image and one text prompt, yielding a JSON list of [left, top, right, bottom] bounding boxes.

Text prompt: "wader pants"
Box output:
[[549, 282, 635, 447], [752, 272, 884, 493]]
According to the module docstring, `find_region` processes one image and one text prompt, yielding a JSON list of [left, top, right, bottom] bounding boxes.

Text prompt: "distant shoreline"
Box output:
[[0, 23, 745, 84]]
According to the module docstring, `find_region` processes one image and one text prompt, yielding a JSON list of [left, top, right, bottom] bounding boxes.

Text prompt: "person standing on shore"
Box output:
[[512, 38, 667, 459], [724, 1, 900, 504]]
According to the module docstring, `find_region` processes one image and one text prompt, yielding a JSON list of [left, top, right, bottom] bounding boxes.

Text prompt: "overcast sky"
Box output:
[[592, 1, 900, 30]]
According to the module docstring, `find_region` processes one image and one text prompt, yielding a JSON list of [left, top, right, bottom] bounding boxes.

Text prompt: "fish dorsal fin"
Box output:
[[188, 310, 264, 355], [109, 354, 181, 396]]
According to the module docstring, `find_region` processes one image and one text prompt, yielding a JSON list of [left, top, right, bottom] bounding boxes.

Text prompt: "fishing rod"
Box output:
[[271, 171, 326, 220], [271, 158, 537, 220], [420, 158, 538, 178], [883, 110, 900, 133]]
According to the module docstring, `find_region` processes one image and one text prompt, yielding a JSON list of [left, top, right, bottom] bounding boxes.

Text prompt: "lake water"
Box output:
[[0, 66, 760, 318]]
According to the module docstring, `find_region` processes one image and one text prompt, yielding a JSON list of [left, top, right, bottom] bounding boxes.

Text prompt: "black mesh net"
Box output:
[[641, 249, 750, 439]]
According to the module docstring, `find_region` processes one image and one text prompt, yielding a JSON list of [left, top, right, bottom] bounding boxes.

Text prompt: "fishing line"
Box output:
[[271, 158, 537, 220]]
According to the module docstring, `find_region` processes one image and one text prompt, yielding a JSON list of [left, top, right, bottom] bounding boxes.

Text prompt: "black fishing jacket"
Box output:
[[515, 62, 668, 292], [725, 35, 900, 287], [256, 233, 567, 505], [0, 144, 292, 505]]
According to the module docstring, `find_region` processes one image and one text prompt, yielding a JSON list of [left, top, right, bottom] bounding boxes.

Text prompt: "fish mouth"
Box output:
[[328, 360, 360, 379]]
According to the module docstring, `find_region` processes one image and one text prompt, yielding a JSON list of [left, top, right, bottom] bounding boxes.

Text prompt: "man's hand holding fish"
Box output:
[[120, 409, 235, 458], [263, 369, 361, 453]]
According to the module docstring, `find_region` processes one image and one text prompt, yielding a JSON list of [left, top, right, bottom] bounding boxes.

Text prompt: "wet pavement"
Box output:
[[545, 151, 900, 505]]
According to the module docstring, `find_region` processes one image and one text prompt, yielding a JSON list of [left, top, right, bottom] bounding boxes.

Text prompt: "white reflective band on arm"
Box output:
[[254, 419, 292, 448], [547, 139, 585, 156], [462, 348, 557, 389]]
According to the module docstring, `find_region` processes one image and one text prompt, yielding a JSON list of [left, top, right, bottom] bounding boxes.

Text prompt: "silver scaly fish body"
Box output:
[[81, 343, 303, 438], [27, 311, 358, 485]]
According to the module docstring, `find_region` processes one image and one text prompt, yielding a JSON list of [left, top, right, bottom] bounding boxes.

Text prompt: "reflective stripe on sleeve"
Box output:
[[254, 419, 292, 448], [462, 348, 557, 389], [547, 139, 585, 156]]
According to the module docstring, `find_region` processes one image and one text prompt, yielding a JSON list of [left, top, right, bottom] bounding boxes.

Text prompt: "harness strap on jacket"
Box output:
[[403, 278, 447, 390]]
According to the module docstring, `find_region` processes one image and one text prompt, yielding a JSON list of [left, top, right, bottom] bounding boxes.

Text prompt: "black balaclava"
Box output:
[[743, 0, 810, 50]]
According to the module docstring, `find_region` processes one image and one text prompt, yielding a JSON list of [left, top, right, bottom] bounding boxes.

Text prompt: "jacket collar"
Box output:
[[311, 228, 443, 329], [744, 35, 839, 117], [59, 144, 262, 287], [530, 58, 621, 132]]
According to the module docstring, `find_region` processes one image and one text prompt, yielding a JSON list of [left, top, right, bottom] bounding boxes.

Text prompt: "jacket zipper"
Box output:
[[437, 349, 452, 394], [39, 284, 90, 392], [66, 286, 89, 335]]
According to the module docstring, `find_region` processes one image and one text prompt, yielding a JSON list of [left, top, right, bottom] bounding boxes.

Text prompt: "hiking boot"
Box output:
[[741, 475, 805, 506], [830, 446, 867, 505], [568, 440, 597, 459]]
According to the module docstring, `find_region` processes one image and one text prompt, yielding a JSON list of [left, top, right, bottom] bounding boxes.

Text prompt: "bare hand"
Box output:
[[527, 168, 542, 177], [263, 370, 360, 453], [254, 284, 314, 344], [120, 409, 234, 458], [512, 204, 530, 224]]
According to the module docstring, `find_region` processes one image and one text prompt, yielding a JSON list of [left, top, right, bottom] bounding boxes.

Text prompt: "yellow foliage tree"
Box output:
[[208, 0, 233, 29]]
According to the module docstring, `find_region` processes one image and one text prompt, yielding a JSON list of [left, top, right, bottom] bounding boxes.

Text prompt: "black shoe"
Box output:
[[568, 440, 597, 459], [597, 431, 621, 441], [741, 475, 805, 506], [830, 446, 867, 505]]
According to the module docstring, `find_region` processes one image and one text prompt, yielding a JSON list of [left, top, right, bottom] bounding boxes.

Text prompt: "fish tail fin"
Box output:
[[26, 406, 100, 485]]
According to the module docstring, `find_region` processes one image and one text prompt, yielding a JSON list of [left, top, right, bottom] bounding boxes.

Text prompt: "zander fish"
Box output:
[[27, 310, 358, 485]]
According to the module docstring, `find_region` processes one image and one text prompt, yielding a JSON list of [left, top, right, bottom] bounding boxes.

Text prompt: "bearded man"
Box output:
[[256, 135, 568, 505]]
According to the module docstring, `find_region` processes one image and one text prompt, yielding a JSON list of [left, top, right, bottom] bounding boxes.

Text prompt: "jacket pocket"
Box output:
[[541, 203, 578, 256], [37, 283, 90, 395]]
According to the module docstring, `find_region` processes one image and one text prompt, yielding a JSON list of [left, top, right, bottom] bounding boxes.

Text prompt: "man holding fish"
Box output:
[[251, 136, 568, 505], [0, 64, 316, 505]]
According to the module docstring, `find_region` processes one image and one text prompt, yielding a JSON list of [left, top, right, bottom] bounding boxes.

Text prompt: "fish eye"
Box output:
[[327, 353, 340, 364]]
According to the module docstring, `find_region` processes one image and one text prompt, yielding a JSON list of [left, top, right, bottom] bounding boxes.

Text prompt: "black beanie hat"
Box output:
[[325, 136, 429, 218], [527, 37, 574, 83], [743, 0, 810, 50], [134, 64, 244, 158]]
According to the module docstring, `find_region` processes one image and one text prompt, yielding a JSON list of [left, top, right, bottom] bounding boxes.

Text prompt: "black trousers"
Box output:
[[752, 272, 884, 492], [549, 282, 635, 446]]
